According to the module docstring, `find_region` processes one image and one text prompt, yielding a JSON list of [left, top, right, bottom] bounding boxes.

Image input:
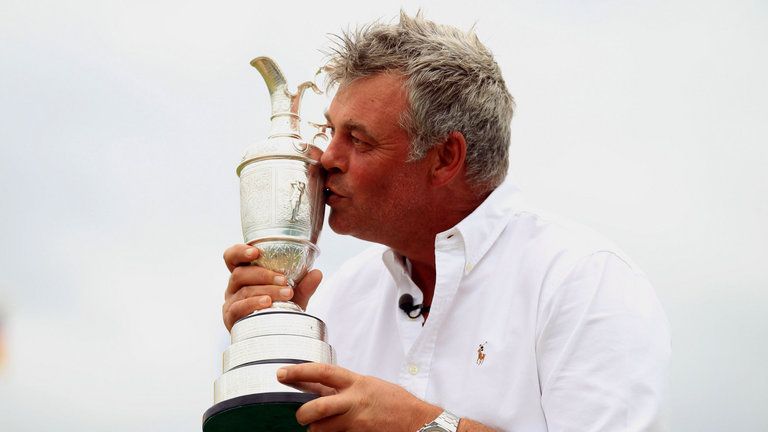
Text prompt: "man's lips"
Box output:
[[323, 185, 345, 205]]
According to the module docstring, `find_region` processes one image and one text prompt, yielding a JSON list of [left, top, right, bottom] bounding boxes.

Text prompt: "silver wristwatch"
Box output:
[[418, 410, 461, 432]]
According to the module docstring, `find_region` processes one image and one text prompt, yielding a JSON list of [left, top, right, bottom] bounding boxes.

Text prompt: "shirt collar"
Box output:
[[382, 248, 423, 303], [380, 176, 524, 278], [435, 177, 524, 275]]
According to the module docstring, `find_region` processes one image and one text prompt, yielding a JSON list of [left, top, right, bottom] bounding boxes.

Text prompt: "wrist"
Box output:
[[417, 409, 461, 432], [410, 400, 443, 432]]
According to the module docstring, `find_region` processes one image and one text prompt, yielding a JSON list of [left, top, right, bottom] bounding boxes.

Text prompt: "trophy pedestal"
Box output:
[[203, 392, 316, 432], [205, 303, 334, 432]]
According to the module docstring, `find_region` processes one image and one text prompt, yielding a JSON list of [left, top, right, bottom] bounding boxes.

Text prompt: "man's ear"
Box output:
[[430, 131, 467, 187]]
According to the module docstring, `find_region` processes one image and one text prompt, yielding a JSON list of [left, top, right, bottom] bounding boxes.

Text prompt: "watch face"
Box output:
[[423, 427, 448, 432]]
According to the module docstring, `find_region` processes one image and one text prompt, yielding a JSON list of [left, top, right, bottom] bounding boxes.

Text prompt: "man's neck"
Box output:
[[390, 183, 493, 310], [408, 258, 437, 310]]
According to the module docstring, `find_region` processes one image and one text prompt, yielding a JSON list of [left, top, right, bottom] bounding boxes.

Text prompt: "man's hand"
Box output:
[[222, 244, 323, 331], [276, 363, 441, 432]]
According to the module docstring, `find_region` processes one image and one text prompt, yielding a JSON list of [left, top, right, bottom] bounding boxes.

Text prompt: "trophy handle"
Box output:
[[307, 121, 330, 147], [288, 80, 321, 124], [286, 66, 324, 133]]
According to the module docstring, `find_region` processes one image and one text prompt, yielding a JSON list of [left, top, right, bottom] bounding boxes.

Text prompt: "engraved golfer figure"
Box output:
[[477, 342, 487, 365], [289, 180, 306, 223]]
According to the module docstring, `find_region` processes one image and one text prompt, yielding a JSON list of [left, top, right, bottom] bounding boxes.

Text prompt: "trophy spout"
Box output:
[[250, 57, 290, 119], [250, 56, 321, 138], [250, 57, 287, 95]]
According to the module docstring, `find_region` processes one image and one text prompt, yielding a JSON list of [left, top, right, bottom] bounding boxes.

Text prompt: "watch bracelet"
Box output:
[[418, 409, 461, 432]]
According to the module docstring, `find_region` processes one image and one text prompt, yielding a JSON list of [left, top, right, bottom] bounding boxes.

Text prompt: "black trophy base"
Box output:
[[203, 392, 318, 432]]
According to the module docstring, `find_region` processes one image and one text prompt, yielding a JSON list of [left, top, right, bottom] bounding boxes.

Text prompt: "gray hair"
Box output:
[[324, 11, 515, 191]]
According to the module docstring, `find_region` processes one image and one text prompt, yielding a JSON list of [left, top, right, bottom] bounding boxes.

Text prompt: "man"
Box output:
[[222, 12, 670, 432]]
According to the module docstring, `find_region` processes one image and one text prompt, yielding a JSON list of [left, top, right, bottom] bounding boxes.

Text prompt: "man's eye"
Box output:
[[350, 135, 369, 147]]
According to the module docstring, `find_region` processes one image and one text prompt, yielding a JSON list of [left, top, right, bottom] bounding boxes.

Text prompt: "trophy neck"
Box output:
[[269, 112, 301, 140]]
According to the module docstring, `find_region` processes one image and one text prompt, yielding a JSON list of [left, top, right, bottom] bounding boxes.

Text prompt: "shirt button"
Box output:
[[408, 364, 419, 375], [465, 263, 474, 272]]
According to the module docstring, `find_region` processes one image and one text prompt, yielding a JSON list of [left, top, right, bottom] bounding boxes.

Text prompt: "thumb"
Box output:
[[293, 269, 322, 310]]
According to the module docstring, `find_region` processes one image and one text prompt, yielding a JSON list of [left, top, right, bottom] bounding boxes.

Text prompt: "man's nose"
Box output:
[[319, 135, 346, 173]]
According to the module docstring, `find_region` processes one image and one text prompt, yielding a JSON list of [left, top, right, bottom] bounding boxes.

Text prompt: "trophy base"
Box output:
[[203, 392, 317, 432]]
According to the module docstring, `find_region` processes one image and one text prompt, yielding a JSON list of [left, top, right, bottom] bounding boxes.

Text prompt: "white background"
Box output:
[[1, 1, 766, 430]]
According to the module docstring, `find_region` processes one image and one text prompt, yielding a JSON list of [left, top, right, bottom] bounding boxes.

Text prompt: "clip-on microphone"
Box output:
[[398, 293, 430, 319]]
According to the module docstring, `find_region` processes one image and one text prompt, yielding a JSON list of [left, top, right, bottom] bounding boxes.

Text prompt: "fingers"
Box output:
[[287, 367, 358, 428], [222, 244, 322, 330], [223, 296, 269, 331], [222, 284, 296, 331], [296, 394, 353, 427], [223, 244, 259, 272], [226, 259, 288, 298], [228, 284, 293, 305], [222, 245, 292, 330], [277, 363, 356, 390], [280, 380, 337, 397], [292, 269, 323, 310]]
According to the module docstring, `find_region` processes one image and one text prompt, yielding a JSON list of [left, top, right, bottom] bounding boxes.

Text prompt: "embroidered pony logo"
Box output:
[[476, 341, 488, 365]]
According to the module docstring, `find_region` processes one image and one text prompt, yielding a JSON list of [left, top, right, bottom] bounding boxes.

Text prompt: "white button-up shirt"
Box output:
[[308, 179, 670, 431]]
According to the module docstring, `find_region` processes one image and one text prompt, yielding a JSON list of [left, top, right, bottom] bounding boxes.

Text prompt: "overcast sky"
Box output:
[[1, 1, 766, 431]]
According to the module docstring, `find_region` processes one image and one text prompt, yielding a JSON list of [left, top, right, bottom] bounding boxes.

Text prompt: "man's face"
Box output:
[[321, 73, 433, 246]]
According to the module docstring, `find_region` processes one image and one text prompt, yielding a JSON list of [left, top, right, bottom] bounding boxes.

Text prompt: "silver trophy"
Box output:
[[203, 57, 334, 432]]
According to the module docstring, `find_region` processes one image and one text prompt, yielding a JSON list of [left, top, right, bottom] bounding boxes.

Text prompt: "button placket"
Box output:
[[405, 239, 464, 399]]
